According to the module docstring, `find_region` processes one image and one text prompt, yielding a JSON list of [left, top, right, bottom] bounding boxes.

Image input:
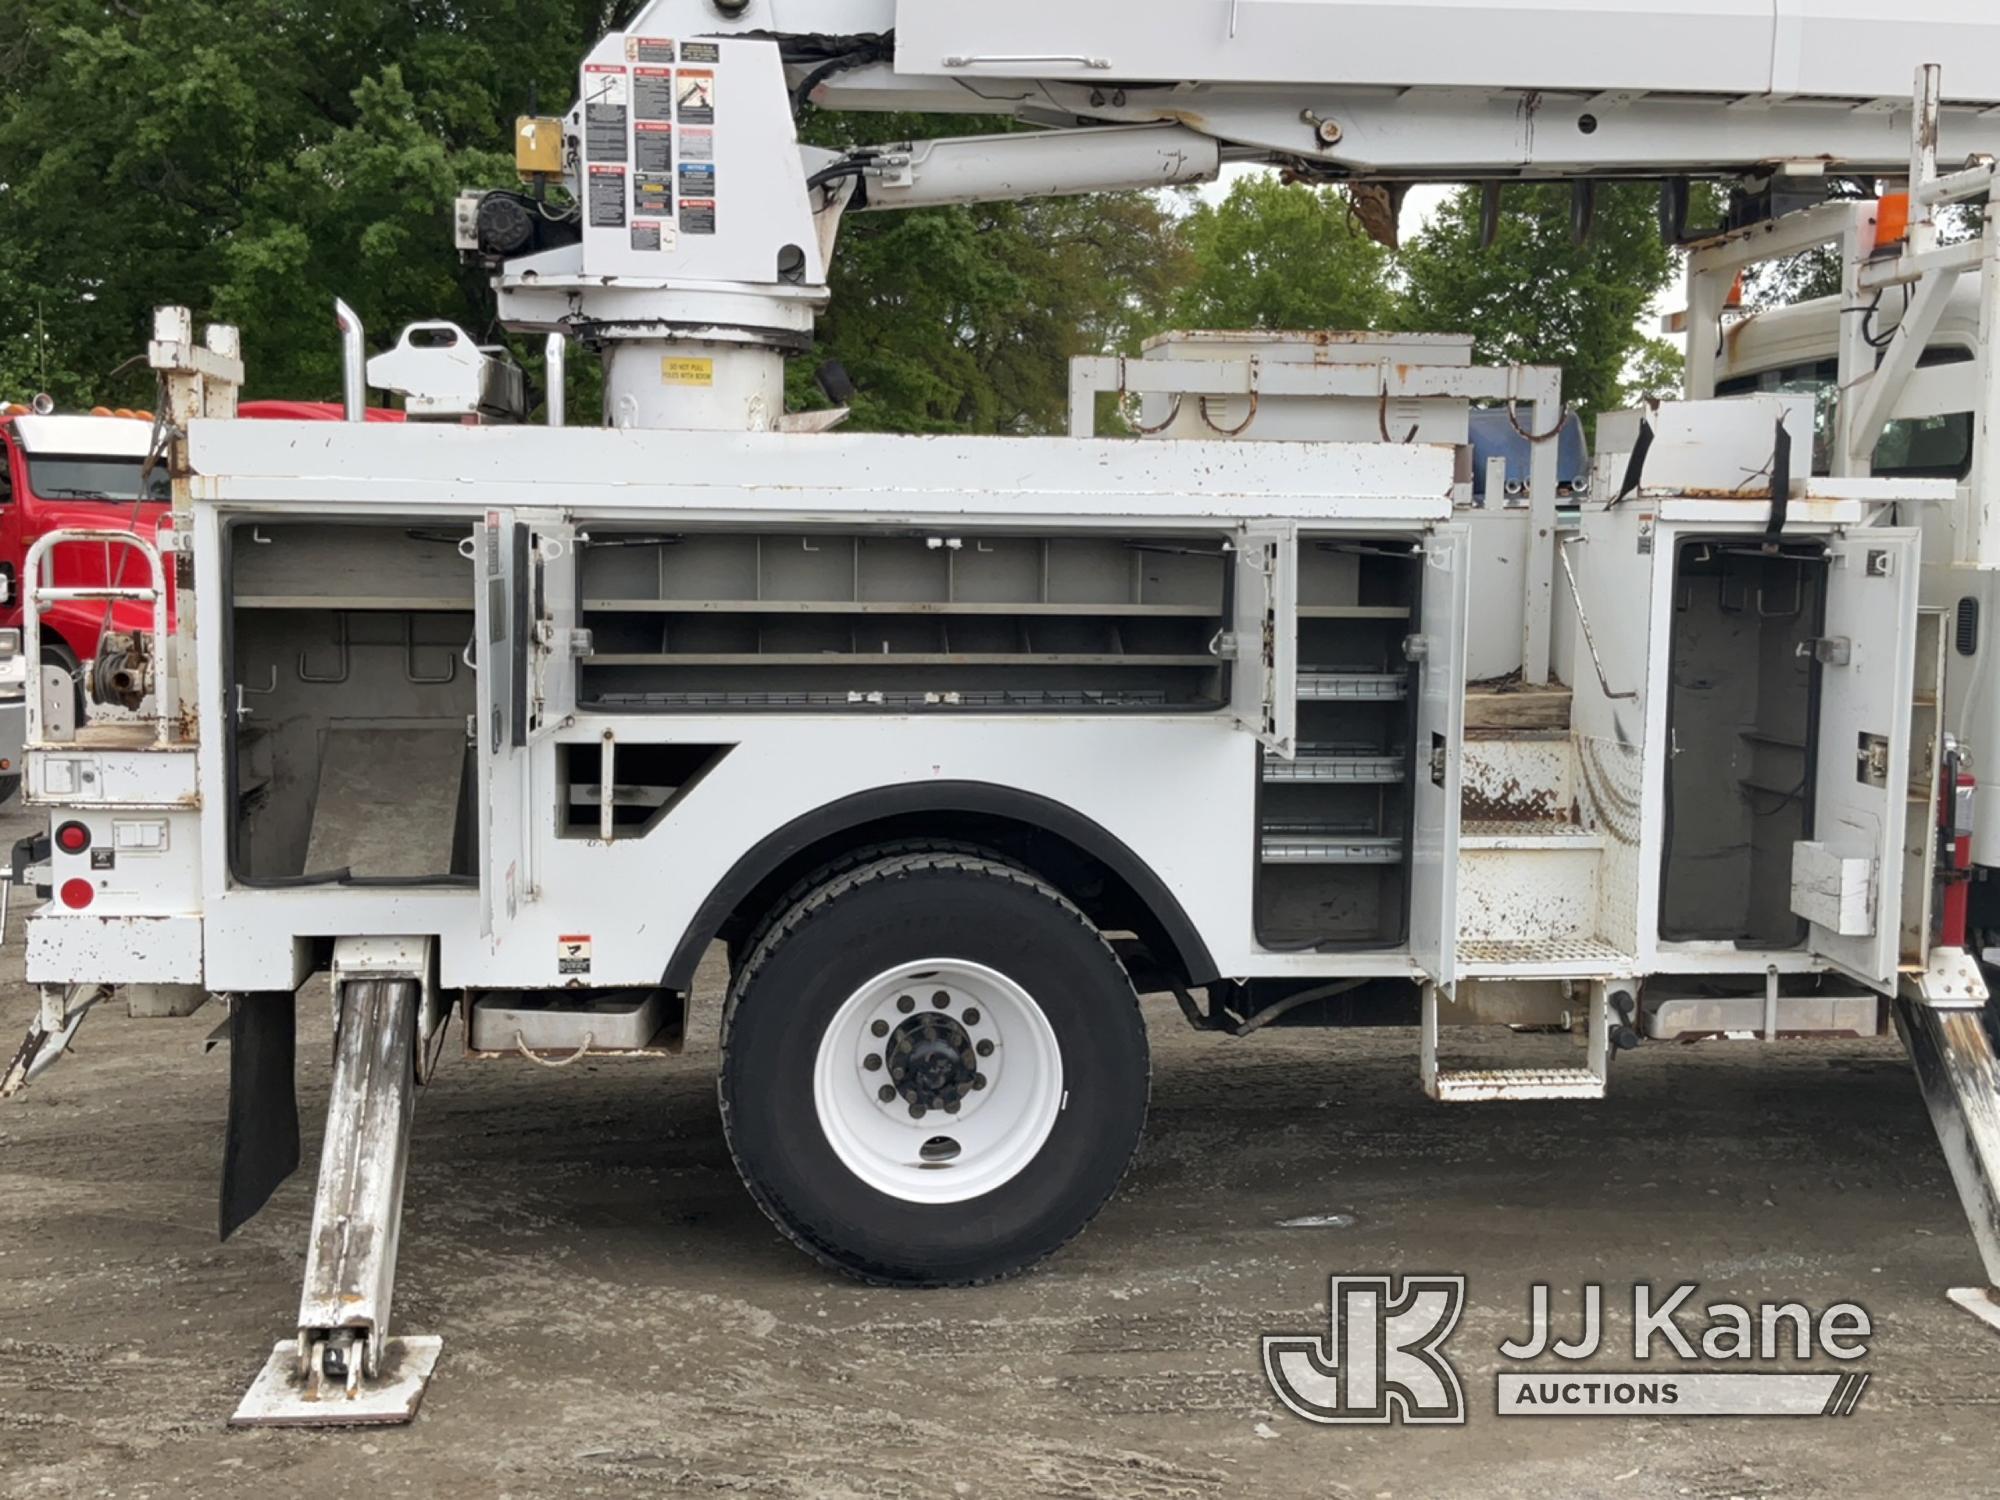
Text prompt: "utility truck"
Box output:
[[9, 0, 2000, 1428]]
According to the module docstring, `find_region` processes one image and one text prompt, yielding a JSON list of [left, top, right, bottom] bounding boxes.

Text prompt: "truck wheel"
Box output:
[[0, 776, 17, 806], [724, 837, 1001, 976], [720, 851, 1149, 1286]]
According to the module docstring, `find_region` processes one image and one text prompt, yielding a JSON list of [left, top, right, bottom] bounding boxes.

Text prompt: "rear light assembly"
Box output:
[[59, 878, 94, 910], [55, 821, 90, 855]]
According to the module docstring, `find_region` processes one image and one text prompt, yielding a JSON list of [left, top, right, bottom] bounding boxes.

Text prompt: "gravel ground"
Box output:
[[2, 801, 1998, 1497]]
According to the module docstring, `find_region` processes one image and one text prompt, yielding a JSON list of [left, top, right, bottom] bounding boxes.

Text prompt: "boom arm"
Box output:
[[690, 0, 2000, 180]]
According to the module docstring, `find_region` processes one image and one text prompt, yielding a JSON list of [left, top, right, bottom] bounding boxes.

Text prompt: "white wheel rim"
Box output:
[[812, 959, 1064, 1205]]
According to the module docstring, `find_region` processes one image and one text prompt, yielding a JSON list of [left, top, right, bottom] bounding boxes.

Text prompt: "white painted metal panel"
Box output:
[[897, 0, 1775, 91], [474, 511, 531, 939], [1231, 523, 1297, 757], [1774, 1, 2000, 104], [1803, 530, 1920, 989], [1410, 525, 1470, 991], [893, 0, 2000, 100], [26, 912, 203, 986]]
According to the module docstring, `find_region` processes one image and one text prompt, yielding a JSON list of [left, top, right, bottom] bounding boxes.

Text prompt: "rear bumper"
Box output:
[[26, 911, 203, 986]]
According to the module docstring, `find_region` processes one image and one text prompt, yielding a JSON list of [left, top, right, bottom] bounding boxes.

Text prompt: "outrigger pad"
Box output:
[[219, 994, 300, 1241], [231, 1336, 442, 1427]]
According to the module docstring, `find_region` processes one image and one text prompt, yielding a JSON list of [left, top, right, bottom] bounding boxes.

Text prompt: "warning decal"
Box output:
[[680, 41, 720, 64], [633, 66, 674, 122], [626, 35, 675, 64], [679, 127, 713, 162], [679, 199, 716, 235], [631, 221, 662, 251], [662, 356, 715, 387], [558, 935, 593, 976], [583, 64, 629, 162], [676, 69, 715, 124], [678, 161, 715, 199], [587, 164, 626, 227], [634, 172, 673, 215], [635, 120, 673, 173]]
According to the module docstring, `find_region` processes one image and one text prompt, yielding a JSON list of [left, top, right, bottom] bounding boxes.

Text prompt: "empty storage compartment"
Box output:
[[226, 520, 478, 884], [1658, 539, 1825, 946], [1256, 537, 1422, 948], [574, 528, 1231, 710]]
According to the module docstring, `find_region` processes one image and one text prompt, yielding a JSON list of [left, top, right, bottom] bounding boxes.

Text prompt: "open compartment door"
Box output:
[[1409, 525, 1471, 992], [1229, 522, 1297, 759], [474, 509, 533, 938], [1795, 530, 1921, 989]]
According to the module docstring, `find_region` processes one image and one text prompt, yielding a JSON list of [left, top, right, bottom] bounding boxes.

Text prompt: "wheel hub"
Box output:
[[814, 960, 1061, 1204], [886, 1014, 977, 1112]]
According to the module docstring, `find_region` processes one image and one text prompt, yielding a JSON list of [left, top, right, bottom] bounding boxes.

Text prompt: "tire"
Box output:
[[720, 851, 1149, 1286], [724, 837, 1002, 976], [0, 776, 17, 806]]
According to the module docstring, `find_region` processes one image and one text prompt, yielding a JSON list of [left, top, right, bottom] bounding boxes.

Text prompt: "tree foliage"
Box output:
[[0, 5, 1685, 432], [1399, 183, 1678, 420], [0, 0, 638, 405], [1171, 176, 1395, 333]]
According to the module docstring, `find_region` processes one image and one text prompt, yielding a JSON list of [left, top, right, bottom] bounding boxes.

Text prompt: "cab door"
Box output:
[[1409, 525, 1471, 992], [1796, 530, 1922, 989]]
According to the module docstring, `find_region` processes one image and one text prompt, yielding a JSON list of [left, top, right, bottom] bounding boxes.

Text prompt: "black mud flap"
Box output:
[[220, 994, 300, 1240]]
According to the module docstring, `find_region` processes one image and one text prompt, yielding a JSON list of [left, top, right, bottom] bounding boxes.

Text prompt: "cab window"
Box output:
[[1717, 348, 1974, 479]]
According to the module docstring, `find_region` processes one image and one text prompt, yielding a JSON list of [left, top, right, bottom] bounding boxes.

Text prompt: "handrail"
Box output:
[[22, 528, 173, 747], [1557, 536, 1638, 703]]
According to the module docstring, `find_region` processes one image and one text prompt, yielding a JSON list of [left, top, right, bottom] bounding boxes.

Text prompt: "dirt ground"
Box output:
[[2, 801, 1998, 1498]]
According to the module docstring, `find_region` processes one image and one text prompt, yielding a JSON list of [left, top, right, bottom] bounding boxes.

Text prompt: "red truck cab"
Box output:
[[0, 409, 171, 681]]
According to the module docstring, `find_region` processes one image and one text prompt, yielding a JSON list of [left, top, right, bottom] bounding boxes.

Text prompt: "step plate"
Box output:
[[231, 1336, 443, 1428], [1457, 937, 1633, 976], [1429, 1068, 1606, 1103]]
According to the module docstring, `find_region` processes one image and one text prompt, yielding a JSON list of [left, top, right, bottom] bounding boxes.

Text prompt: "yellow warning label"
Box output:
[[662, 356, 714, 387]]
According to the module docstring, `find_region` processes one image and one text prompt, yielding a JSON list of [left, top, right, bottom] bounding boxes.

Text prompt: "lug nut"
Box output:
[[962, 1008, 981, 1026], [932, 991, 951, 1009], [908, 1104, 926, 1120], [944, 1100, 962, 1114], [891, 1064, 907, 1081], [871, 1019, 889, 1037], [976, 1039, 994, 1056], [896, 995, 915, 1013], [864, 1054, 882, 1072], [878, 1084, 896, 1103], [972, 1073, 987, 1090]]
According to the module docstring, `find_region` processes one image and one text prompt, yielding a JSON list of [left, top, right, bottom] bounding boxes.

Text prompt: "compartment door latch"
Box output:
[[1856, 732, 1890, 788], [1800, 636, 1852, 667]]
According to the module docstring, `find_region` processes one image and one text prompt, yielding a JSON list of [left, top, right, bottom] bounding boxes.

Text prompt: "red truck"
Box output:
[[0, 399, 399, 798]]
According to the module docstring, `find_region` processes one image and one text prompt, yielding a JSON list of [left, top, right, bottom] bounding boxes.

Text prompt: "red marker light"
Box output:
[[59, 878, 94, 910], [55, 821, 90, 854]]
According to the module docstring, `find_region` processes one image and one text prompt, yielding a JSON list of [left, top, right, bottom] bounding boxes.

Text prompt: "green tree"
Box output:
[[1399, 183, 1677, 420], [789, 111, 1188, 433], [1171, 177, 1395, 333], [0, 0, 636, 407]]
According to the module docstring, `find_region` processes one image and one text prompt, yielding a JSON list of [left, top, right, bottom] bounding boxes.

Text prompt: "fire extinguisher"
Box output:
[[1938, 735, 1975, 949]]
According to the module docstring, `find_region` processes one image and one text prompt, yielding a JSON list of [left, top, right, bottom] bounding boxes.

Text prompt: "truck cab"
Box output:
[[0, 409, 171, 797]]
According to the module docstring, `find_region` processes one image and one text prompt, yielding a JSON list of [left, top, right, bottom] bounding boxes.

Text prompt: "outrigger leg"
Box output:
[[233, 940, 442, 1425], [1893, 947, 2000, 1334]]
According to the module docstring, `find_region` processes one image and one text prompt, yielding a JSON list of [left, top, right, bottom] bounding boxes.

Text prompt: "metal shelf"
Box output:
[[1264, 746, 1405, 783], [1260, 829, 1405, 865], [1296, 669, 1408, 701], [583, 598, 1219, 617], [585, 651, 1218, 667]]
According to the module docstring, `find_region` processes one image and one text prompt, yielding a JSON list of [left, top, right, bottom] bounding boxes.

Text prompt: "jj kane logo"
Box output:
[[1264, 1277, 1872, 1425]]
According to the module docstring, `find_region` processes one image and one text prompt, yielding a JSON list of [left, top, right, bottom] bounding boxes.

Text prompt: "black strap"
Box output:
[[1763, 414, 1792, 552], [1611, 418, 1654, 506]]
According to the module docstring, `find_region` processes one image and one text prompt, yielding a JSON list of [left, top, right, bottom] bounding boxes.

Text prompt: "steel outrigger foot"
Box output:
[[233, 942, 441, 1427], [1892, 948, 2000, 1337]]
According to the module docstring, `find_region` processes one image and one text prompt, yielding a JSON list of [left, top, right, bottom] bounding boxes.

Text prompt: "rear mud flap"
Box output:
[[220, 994, 299, 1240]]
